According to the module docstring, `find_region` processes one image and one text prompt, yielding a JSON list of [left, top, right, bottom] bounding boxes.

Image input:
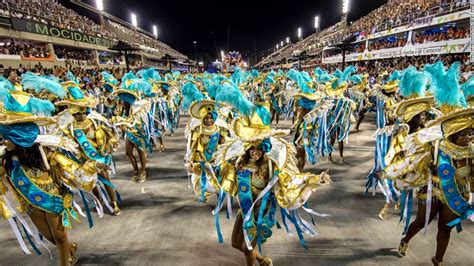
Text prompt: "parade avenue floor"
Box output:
[[1, 114, 473, 266]]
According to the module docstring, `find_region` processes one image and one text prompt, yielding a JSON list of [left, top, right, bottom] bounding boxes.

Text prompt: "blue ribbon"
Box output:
[[79, 190, 94, 228], [73, 129, 111, 165]]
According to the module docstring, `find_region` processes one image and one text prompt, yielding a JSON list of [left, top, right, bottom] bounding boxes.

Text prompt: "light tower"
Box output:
[[314, 16, 320, 33], [96, 0, 104, 26], [297, 27, 302, 41], [131, 13, 138, 28], [152, 25, 158, 39], [342, 0, 350, 26]]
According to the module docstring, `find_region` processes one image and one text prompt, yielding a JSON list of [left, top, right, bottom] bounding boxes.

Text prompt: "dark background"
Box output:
[[62, 0, 386, 61]]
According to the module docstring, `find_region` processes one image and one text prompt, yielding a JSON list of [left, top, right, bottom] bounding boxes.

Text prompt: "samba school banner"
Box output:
[[11, 18, 115, 48]]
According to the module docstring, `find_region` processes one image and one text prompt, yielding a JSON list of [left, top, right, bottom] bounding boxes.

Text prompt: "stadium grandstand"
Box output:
[[257, 0, 472, 71], [0, 0, 188, 70]]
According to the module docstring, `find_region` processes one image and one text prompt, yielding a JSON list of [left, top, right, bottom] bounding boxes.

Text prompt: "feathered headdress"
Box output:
[[287, 69, 314, 94], [381, 70, 401, 93], [398, 66, 428, 99], [215, 82, 254, 116], [461, 75, 474, 107], [21, 72, 66, 99], [111, 72, 152, 104], [181, 82, 204, 111], [349, 74, 363, 85], [0, 91, 56, 126], [0, 77, 13, 100], [424, 61, 464, 113], [331, 65, 356, 90], [231, 67, 247, 86]]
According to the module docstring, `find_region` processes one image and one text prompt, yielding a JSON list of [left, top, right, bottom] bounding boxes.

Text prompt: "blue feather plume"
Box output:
[[424, 61, 463, 108], [181, 82, 204, 110], [387, 70, 401, 82], [21, 72, 66, 98], [398, 66, 428, 98], [215, 82, 254, 116], [461, 74, 474, 98], [349, 74, 363, 85]]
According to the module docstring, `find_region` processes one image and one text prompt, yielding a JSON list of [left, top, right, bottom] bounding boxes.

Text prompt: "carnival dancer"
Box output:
[[365, 69, 401, 209], [324, 66, 358, 164], [347, 73, 371, 131], [380, 61, 473, 265], [375, 67, 439, 220], [99, 71, 119, 118], [0, 81, 98, 265], [211, 83, 331, 266], [287, 69, 320, 171], [55, 78, 121, 216], [111, 72, 152, 183], [182, 81, 228, 202]]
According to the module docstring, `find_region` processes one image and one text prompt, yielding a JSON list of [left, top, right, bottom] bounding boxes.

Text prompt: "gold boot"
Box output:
[[69, 242, 78, 265], [131, 171, 139, 182], [398, 239, 408, 257], [260, 257, 273, 266], [138, 171, 147, 183], [112, 201, 121, 216], [160, 144, 165, 152], [394, 202, 400, 211], [378, 203, 390, 220]]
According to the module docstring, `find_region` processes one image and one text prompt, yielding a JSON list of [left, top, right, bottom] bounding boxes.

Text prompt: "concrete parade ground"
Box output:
[[0, 113, 472, 266]]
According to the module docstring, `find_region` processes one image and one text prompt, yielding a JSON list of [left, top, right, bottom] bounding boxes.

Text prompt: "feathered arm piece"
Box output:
[[20, 72, 66, 99]]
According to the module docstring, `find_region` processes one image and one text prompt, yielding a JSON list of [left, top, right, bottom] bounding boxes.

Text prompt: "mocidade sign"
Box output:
[[11, 18, 115, 47]]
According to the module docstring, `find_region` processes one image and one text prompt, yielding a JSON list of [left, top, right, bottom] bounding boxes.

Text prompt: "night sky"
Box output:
[[64, 0, 387, 60]]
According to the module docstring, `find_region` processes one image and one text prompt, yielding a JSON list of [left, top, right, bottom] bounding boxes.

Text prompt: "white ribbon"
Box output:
[[8, 218, 31, 255], [73, 200, 87, 218], [424, 172, 433, 234]]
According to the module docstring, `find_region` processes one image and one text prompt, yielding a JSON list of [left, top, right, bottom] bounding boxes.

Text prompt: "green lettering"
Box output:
[[49, 27, 60, 37], [72, 32, 80, 41], [60, 29, 70, 39], [35, 24, 48, 35]]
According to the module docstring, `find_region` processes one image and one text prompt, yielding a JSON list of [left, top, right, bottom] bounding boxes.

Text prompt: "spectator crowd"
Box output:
[[259, 0, 470, 67], [0, 39, 50, 58]]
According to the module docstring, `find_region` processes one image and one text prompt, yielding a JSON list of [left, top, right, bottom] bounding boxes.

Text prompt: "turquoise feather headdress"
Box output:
[[331, 65, 356, 89], [181, 82, 204, 110], [231, 67, 247, 86], [349, 74, 363, 85], [424, 61, 464, 112], [398, 66, 428, 99], [0, 77, 13, 100], [65, 71, 80, 84], [386, 70, 401, 83], [315, 69, 332, 84], [215, 82, 254, 116], [21, 72, 66, 99], [137, 68, 161, 84], [461, 75, 474, 99], [287, 69, 314, 94], [101, 71, 118, 85]]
